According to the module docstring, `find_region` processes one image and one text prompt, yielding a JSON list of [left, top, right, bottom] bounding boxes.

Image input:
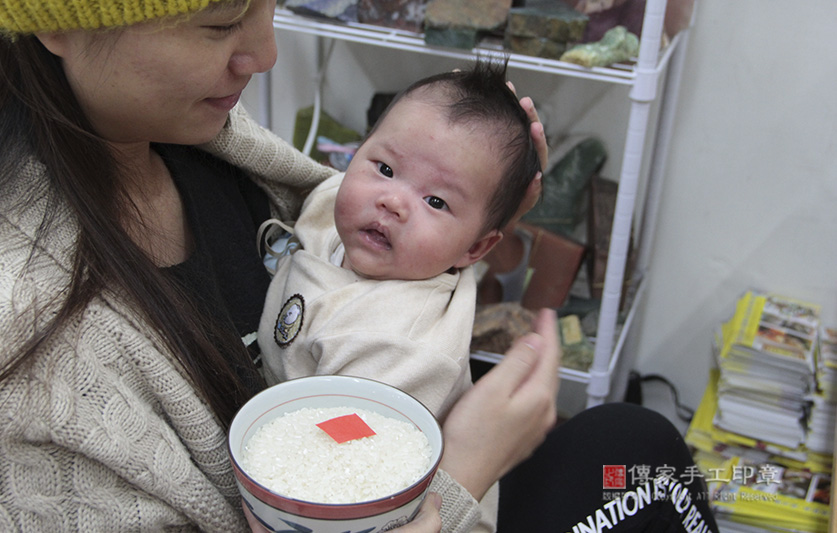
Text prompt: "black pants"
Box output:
[[498, 403, 718, 533]]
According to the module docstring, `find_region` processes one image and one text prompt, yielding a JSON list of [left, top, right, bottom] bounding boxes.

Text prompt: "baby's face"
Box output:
[[334, 98, 503, 281]]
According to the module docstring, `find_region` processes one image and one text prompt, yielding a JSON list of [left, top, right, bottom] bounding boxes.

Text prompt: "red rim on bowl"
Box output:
[[231, 455, 439, 520]]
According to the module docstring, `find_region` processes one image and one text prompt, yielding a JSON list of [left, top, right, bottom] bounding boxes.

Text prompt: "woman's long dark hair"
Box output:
[[0, 35, 261, 428]]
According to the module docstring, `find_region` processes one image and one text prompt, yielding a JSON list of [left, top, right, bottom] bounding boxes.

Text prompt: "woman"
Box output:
[[0, 0, 558, 530]]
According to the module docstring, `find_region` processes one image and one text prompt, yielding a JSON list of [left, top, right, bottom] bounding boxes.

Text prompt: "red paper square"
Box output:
[[316, 413, 376, 444], [603, 465, 626, 489]]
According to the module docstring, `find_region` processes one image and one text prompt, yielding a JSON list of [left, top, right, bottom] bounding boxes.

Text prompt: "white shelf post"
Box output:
[[586, 0, 668, 408]]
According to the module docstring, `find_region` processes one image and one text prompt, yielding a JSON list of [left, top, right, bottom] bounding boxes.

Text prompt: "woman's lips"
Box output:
[[205, 91, 242, 111]]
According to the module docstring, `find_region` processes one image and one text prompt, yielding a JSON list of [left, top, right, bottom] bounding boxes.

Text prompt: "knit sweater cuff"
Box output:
[[430, 469, 480, 533]]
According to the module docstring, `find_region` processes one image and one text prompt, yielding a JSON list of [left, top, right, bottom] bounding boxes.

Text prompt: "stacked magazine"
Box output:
[[694, 449, 830, 533], [685, 290, 835, 533], [687, 370, 832, 533], [807, 327, 837, 455], [715, 291, 820, 450]]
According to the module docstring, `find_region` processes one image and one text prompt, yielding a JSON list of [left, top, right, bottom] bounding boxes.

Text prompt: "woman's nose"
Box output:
[[230, 5, 279, 75], [231, 37, 277, 76], [252, 34, 279, 74]]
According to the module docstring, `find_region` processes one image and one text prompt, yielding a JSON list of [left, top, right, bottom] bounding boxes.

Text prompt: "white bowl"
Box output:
[[228, 375, 444, 532]]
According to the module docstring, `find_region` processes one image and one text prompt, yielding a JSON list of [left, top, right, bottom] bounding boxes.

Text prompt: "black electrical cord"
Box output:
[[627, 371, 695, 423]]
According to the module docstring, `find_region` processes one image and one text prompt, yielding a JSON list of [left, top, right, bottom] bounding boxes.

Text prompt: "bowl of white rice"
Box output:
[[228, 375, 444, 532]]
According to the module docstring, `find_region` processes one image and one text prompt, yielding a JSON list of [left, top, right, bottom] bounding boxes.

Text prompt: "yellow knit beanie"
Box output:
[[0, 0, 229, 35]]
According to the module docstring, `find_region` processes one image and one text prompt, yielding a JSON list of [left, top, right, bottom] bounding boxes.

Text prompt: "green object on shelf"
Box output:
[[292, 106, 362, 164], [522, 137, 607, 237], [424, 26, 478, 49], [560, 25, 639, 68]]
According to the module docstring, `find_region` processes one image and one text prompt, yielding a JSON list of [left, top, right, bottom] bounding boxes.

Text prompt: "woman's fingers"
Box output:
[[510, 171, 542, 227], [439, 309, 560, 500], [505, 83, 548, 225], [531, 120, 547, 172], [526, 307, 562, 392], [481, 308, 560, 397], [508, 80, 548, 171], [518, 94, 548, 171], [392, 493, 442, 533]]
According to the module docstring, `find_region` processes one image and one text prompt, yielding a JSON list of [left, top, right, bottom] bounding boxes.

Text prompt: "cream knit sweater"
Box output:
[[0, 105, 480, 532]]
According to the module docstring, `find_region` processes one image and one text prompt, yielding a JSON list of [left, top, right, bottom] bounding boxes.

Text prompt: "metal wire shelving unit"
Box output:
[[265, 0, 696, 410]]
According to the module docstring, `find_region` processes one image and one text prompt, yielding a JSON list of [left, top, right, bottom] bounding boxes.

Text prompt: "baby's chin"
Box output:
[[343, 249, 449, 281], [349, 263, 449, 282], [344, 261, 397, 281]]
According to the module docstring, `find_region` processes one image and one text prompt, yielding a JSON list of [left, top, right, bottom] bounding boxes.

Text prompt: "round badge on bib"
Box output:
[[275, 294, 304, 347]]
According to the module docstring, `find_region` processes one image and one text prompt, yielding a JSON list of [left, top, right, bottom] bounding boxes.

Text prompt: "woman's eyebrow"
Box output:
[[199, 0, 250, 17]]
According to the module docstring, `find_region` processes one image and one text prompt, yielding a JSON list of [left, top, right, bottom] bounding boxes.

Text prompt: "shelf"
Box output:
[[470, 275, 646, 386], [267, 0, 693, 410], [273, 8, 683, 86]]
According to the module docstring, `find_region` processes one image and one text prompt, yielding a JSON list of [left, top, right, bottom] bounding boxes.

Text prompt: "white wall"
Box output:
[[244, 0, 837, 410], [632, 0, 837, 409]]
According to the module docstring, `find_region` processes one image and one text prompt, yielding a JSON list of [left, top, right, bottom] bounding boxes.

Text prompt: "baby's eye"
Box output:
[[424, 196, 447, 210], [377, 162, 393, 178]]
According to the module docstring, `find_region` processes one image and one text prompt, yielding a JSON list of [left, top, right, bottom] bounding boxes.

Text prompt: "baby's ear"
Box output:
[[454, 230, 503, 269]]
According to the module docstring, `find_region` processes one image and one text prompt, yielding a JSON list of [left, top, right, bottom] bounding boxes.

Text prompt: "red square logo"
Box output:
[[603, 465, 626, 489]]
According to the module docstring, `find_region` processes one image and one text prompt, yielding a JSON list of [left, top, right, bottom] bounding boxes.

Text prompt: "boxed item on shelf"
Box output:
[[503, 2, 589, 59], [587, 175, 636, 308], [423, 0, 512, 49], [476, 222, 585, 311]]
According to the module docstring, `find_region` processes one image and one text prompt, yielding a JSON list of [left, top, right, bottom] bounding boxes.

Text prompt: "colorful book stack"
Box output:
[[807, 328, 837, 456], [715, 291, 820, 450], [685, 290, 834, 533]]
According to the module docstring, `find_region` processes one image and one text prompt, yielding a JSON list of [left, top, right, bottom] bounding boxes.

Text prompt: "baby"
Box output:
[[258, 58, 540, 532]]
